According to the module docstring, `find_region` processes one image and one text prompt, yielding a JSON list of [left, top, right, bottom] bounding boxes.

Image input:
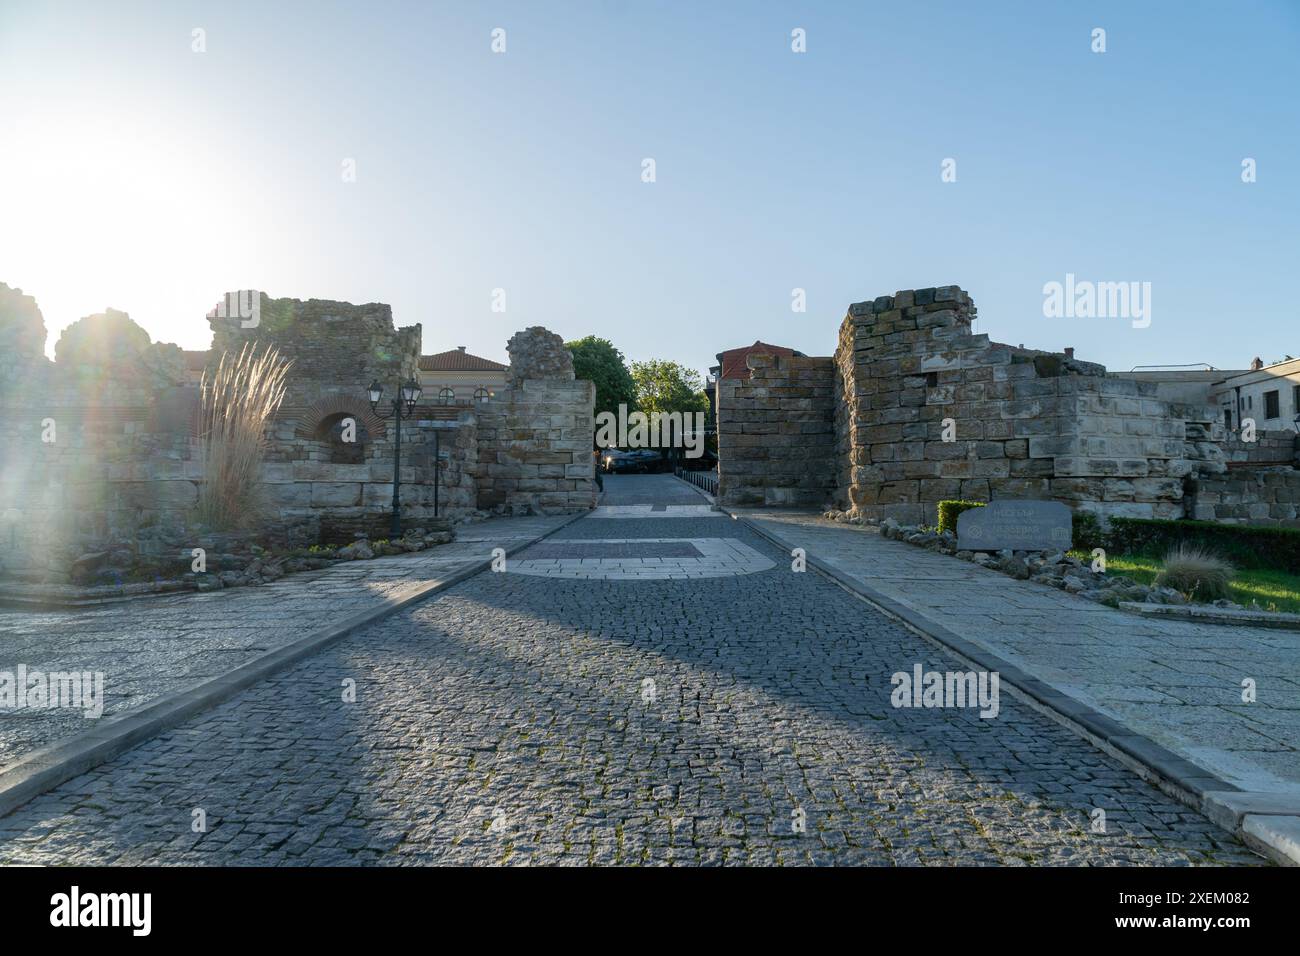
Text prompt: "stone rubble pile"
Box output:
[[817, 512, 1248, 611], [192, 526, 455, 592]]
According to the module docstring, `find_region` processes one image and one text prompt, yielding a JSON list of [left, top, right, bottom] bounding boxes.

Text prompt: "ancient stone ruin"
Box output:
[[0, 283, 595, 588], [717, 285, 1300, 526]]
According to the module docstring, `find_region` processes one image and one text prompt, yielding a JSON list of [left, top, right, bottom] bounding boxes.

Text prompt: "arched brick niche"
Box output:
[[294, 396, 386, 441]]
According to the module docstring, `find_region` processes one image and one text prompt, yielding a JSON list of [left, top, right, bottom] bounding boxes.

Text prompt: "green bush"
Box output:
[[1071, 511, 1104, 551], [1155, 544, 1234, 601], [937, 500, 985, 535], [1107, 517, 1300, 573]]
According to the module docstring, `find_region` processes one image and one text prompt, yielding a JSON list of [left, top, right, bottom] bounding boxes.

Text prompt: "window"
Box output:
[[1223, 408, 1233, 430], [1264, 389, 1280, 420], [1293, 384, 1299, 417], [438, 387, 455, 405], [473, 386, 491, 403]]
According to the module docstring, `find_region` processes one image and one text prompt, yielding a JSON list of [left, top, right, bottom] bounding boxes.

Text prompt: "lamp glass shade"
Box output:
[[401, 378, 422, 406], [366, 380, 383, 406]]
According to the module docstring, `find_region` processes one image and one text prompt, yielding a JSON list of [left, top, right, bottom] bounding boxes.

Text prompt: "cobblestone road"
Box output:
[[0, 477, 1262, 865], [740, 511, 1300, 794], [0, 514, 568, 764]]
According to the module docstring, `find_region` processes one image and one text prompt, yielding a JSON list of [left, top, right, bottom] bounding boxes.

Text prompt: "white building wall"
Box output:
[[1211, 359, 1300, 432]]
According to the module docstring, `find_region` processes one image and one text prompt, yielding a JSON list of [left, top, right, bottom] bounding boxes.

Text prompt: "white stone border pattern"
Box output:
[[508, 537, 774, 579], [587, 505, 723, 519]]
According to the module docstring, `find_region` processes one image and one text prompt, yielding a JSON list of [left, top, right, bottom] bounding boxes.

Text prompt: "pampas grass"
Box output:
[[1155, 544, 1234, 602], [195, 344, 291, 530]]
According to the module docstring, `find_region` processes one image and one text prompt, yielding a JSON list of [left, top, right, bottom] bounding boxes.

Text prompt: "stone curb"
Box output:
[[1202, 790, 1300, 866], [728, 510, 1291, 865], [0, 510, 588, 821], [1119, 601, 1300, 632], [670, 472, 717, 505], [0, 585, 192, 610], [1240, 815, 1300, 866]]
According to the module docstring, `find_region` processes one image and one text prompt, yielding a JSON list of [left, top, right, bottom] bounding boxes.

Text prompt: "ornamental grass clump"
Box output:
[[1155, 544, 1234, 602], [195, 344, 291, 530]]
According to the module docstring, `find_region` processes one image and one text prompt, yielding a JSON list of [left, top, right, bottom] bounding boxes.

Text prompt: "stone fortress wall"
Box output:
[[713, 352, 836, 509], [0, 284, 595, 583], [475, 327, 597, 514], [717, 285, 1300, 528]]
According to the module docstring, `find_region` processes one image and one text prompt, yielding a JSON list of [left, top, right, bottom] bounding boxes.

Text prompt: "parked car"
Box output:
[[674, 448, 718, 470], [602, 449, 665, 473]]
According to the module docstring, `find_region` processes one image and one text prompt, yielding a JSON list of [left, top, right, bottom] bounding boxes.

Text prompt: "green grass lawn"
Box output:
[[1071, 552, 1300, 614]]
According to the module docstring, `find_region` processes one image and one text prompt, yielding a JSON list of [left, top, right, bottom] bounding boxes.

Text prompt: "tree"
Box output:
[[567, 336, 637, 419], [630, 359, 709, 416]]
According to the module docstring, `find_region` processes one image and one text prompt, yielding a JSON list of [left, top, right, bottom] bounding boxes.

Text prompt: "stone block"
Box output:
[[269, 483, 311, 507], [312, 482, 362, 507]]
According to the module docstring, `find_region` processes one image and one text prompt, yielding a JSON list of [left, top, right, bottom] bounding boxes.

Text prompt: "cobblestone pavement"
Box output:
[[0, 476, 1263, 865], [0, 514, 570, 765], [738, 510, 1300, 795]]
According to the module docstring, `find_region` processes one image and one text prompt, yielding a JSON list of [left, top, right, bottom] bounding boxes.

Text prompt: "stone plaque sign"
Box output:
[[956, 499, 1073, 552]]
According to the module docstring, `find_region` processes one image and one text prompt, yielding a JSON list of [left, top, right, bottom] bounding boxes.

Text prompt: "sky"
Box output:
[[1, 0, 1297, 379]]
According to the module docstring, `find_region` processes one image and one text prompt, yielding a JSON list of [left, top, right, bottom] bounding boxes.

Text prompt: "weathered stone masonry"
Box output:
[[715, 354, 835, 507], [474, 327, 596, 514], [0, 285, 595, 582], [718, 285, 1299, 527]]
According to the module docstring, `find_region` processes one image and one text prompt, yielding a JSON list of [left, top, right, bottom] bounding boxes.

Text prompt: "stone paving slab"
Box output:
[[0, 514, 572, 768], [735, 509, 1300, 799]]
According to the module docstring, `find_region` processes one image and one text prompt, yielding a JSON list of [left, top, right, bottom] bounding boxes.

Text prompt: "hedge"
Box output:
[[937, 500, 984, 535], [1071, 511, 1105, 551], [1106, 517, 1300, 572]]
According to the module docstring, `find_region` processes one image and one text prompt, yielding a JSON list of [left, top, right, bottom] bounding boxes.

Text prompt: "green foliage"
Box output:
[[630, 359, 709, 417], [567, 336, 637, 420], [1071, 511, 1104, 551], [937, 499, 984, 535], [1229, 568, 1300, 613], [1155, 544, 1235, 602], [1105, 517, 1300, 572], [1071, 551, 1300, 613]]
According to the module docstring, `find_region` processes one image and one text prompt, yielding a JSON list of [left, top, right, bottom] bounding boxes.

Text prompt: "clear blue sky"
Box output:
[[2, 0, 1297, 378]]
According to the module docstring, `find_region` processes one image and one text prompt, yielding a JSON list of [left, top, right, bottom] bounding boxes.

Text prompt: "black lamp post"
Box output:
[[368, 375, 423, 537]]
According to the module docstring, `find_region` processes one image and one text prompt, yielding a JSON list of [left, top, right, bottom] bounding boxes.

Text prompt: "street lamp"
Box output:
[[367, 375, 423, 537]]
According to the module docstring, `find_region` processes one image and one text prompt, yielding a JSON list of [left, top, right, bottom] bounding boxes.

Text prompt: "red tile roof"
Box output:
[[419, 347, 507, 372], [716, 341, 799, 380]]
